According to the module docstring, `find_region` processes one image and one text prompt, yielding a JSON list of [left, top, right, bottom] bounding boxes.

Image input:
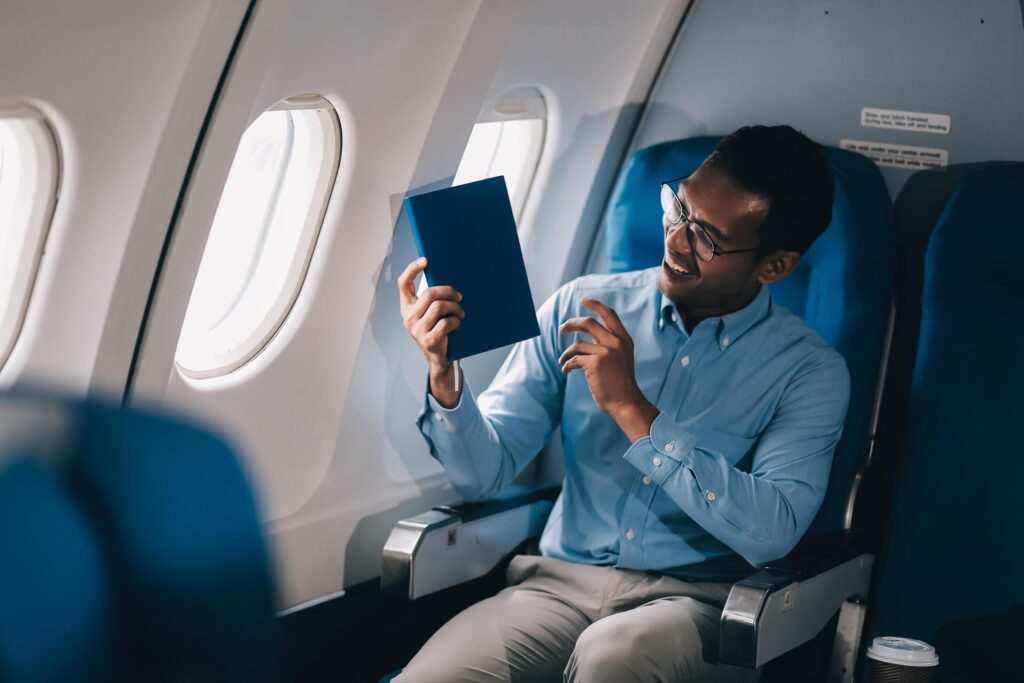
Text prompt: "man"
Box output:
[[394, 125, 850, 682]]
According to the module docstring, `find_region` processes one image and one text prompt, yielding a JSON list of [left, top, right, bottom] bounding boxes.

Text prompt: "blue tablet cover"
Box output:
[[405, 176, 540, 361]]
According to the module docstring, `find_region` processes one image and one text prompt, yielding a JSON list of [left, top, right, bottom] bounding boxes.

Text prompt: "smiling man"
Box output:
[[395, 125, 850, 683]]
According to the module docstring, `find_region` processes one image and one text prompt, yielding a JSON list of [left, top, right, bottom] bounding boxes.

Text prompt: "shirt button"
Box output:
[[722, 336, 731, 347], [664, 442, 675, 452], [433, 412, 444, 421], [642, 475, 652, 485], [680, 356, 690, 367], [625, 529, 636, 541], [706, 491, 716, 501], [653, 456, 662, 467]]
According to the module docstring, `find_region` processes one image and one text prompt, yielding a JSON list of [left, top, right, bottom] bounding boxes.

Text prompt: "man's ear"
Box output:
[[755, 249, 801, 285]]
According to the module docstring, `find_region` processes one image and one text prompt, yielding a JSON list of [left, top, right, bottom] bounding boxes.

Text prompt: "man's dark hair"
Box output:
[[709, 125, 834, 255]]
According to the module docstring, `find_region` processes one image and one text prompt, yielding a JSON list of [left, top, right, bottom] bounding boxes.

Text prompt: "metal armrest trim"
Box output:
[[380, 482, 559, 600], [719, 552, 875, 668]]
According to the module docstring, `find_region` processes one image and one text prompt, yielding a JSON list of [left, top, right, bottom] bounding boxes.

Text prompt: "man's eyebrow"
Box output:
[[678, 184, 730, 243]]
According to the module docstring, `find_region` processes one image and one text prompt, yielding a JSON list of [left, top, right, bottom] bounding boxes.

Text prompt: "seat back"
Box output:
[[865, 164, 1024, 678], [68, 400, 282, 682], [604, 137, 895, 534], [0, 391, 281, 682], [0, 454, 118, 683]]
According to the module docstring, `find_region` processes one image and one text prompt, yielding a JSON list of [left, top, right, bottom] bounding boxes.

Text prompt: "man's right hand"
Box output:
[[398, 257, 465, 408]]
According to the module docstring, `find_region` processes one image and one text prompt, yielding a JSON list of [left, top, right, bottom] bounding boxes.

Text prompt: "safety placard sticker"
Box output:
[[840, 139, 948, 169], [861, 108, 950, 134]]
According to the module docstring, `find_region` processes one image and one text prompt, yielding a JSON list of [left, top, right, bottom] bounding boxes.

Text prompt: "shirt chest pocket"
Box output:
[[690, 424, 757, 468]]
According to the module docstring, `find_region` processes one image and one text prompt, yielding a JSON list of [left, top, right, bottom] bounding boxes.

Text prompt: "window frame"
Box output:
[[0, 106, 60, 371], [454, 87, 547, 224], [174, 95, 342, 380]]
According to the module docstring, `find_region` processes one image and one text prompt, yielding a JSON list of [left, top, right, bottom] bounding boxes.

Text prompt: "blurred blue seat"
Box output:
[[69, 399, 282, 682], [0, 455, 117, 683], [865, 164, 1024, 680], [604, 136, 895, 535], [0, 392, 281, 682]]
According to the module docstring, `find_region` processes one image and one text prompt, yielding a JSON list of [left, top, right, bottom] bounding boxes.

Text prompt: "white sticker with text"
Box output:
[[861, 108, 950, 134], [840, 139, 948, 169]]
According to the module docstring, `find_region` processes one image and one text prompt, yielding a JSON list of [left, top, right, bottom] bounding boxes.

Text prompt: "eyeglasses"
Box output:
[[660, 176, 762, 262]]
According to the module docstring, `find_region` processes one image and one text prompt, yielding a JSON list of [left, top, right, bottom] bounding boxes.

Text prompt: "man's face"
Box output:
[[658, 160, 771, 317]]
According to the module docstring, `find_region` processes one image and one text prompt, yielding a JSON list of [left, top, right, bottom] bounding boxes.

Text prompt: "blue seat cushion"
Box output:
[[0, 456, 117, 682], [66, 399, 282, 682]]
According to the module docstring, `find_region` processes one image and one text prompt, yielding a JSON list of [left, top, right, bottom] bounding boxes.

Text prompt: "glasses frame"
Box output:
[[660, 174, 763, 263]]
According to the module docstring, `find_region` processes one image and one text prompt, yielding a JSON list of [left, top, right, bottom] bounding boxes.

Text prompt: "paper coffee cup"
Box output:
[[867, 637, 939, 682]]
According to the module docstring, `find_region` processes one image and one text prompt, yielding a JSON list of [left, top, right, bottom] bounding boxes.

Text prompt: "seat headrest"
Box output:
[[926, 164, 1024, 306], [605, 137, 719, 274]]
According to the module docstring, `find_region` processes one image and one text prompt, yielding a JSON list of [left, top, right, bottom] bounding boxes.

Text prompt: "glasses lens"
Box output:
[[661, 184, 682, 223], [689, 223, 715, 261]]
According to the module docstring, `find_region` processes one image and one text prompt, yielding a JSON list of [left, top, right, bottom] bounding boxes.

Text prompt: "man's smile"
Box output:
[[662, 250, 698, 280]]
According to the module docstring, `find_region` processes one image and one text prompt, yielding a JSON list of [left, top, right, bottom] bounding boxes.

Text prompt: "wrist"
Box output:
[[428, 360, 461, 409], [428, 358, 454, 377], [610, 397, 659, 442]]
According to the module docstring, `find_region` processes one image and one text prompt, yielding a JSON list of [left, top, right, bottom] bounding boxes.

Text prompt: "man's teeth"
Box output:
[[666, 257, 690, 274]]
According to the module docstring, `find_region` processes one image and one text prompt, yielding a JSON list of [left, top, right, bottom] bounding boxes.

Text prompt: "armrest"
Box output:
[[380, 482, 560, 600], [719, 532, 874, 669]]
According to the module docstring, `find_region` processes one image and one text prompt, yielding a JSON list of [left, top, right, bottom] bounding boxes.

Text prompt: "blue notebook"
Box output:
[[405, 176, 540, 361]]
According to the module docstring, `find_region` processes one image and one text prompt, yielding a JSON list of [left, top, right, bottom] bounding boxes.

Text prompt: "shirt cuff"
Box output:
[[622, 412, 698, 487], [416, 376, 475, 435]]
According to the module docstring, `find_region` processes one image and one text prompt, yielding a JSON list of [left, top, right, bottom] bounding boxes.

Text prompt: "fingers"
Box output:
[[560, 354, 589, 374], [581, 297, 629, 338], [426, 315, 461, 346], [558, 340, 603, 367], [397, 257, 428, 307], [403, 285, 462, 331], [418, 299, 465, 332], [559, 316, 614, 345]]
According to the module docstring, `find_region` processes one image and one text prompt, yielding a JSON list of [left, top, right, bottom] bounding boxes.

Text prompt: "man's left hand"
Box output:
[[559, 297, 660, 442]]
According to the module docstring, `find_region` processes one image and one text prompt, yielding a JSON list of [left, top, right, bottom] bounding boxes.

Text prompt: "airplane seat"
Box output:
[[0, 391, 281, 682], [856, 160, 1019, 550], [382, 135, 896, 677], [864, 164, 1024, 681], [604, 136, 896, 537], [0, 453, 118, 682], [68, 398, 282, 682]]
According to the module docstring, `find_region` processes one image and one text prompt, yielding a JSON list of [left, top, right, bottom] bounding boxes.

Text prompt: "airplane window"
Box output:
[[453, 88, 546, 222], [0, 113, 59, 370], [175, 97, 340, 378]]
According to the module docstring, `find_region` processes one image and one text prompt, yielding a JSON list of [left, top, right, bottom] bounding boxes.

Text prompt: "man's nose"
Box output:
[[665, 220, 692, 255]]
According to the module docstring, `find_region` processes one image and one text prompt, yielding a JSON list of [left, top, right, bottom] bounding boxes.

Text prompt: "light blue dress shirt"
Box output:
[[417, 267, 850, 578]]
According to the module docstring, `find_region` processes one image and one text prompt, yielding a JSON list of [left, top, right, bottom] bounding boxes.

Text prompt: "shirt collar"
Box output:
[[657, 286, 772, 350]]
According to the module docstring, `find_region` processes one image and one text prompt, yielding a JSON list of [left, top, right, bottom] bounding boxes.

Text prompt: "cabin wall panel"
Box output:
[[0, 1, 249, 394], [133, 0, 522, 608], [633, 0, 1024, 197]]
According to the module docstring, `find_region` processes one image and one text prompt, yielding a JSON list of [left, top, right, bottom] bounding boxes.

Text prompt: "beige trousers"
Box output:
[[394, 555, 761, 683]]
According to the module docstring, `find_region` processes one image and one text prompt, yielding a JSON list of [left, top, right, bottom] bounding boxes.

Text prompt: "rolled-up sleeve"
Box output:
[[623, 351, 850, 566], [415, 286, 570, 501]]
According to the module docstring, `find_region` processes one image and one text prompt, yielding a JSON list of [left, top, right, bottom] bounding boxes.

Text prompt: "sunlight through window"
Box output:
[[0, 112, 58, 370], [175, 98, 340, 378], [453, 88, 546, 223]]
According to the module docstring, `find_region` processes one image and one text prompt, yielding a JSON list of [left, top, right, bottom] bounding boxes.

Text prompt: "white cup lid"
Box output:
[[867, 637, 939, 667]]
